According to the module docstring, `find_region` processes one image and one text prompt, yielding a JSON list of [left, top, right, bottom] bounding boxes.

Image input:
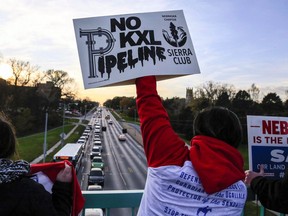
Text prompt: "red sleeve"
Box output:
[[136, 76, 189, 167]]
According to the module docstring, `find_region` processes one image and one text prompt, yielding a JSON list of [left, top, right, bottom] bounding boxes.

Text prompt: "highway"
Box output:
[[77, 108, 147, 215]]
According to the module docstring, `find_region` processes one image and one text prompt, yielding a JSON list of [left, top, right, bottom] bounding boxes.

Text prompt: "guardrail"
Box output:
[[81, 189, 286, 216]]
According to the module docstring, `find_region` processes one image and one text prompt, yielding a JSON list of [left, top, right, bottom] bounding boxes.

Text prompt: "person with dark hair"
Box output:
[[0, 112, 73, 216], [135, 76, 247, 216], [245, 165, 288, 213]]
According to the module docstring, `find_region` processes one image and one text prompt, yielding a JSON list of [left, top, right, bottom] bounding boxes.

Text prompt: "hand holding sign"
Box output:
[[244, 164, 265, 185], [56, 162, 72, 183]]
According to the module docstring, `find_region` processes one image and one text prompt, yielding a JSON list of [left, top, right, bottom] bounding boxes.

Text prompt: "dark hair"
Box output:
[[0, 112, 17, 158], [193, 106, 242, 148]]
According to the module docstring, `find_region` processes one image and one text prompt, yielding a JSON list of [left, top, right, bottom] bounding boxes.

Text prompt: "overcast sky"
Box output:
[[0, 0, 287, 104]]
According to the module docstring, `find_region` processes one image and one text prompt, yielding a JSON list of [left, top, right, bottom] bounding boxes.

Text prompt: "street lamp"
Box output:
[[36, 82, 58, 163], [43, 107, 48, 162], [61, 103, 65, 147]]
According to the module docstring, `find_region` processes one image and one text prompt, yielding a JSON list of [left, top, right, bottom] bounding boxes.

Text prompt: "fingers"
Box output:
[[244, 165, 266, 186], [259, 164, 265, 175], [56, 162, 73, 183], [244, 171, 252, 185]]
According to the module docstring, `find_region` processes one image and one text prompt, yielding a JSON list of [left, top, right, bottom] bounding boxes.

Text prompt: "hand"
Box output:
[[56, 162, 72, 183], [245, 164, 265, 186]]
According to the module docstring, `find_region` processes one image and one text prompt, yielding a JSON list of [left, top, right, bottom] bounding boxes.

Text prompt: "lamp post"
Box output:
[[37, 82, 58, 163], [61, 103, 65, 147], [84, 104, 87, 120], [43, 107, 48, 162]]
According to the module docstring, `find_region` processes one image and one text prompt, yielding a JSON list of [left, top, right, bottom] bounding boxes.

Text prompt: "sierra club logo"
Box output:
[[162, 22, 187, 47], [79, 15, 192, 82]]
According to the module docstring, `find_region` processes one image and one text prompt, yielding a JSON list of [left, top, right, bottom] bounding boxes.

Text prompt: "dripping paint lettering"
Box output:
[[80, 15, 192, 80]]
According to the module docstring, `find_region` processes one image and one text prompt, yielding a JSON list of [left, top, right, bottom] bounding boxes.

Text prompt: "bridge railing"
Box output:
[[81, 189, 286, 216]]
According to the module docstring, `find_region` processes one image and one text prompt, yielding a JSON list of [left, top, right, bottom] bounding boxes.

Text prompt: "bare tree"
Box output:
[[62, 81, 78, 100], [31, 71, 46, 87], [248, 83, 260, 102], [44, 69, 76, 98], [8, 58, 39, 86], [193, 81, 235, 106]]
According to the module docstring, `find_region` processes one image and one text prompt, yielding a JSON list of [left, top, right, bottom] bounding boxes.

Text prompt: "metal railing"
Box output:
[[81, 189, 286, 216], [81, 190, 143, 216]]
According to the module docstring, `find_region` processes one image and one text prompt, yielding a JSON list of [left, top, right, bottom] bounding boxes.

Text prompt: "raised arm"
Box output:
[[136, 76, 189, 167]]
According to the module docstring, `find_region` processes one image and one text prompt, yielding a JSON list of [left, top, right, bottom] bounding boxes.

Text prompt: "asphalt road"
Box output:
[[77, 109, 147, 215]]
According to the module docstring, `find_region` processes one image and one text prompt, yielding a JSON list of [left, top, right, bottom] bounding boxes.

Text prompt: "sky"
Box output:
[[0, 0, 287, 105]]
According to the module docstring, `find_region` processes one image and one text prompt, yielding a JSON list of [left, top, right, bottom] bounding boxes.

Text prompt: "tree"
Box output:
[[8, 58, 39, 86], [119, 97, 135, 110], [232, 90, 253, 116], [163, 97, 186, 117], [12, 107, 35, 136], [201, 81, 220, 104], [193, 81, 235, 106], [0, 78, 13, 111], [103, 99, 112, 108], [31, 71, 46, 87], [108, 96, 123, 110], [261, 93, 283, 115], [284, 99, 288, 116], [215, 92, 231, 108], [189, 97, 210, 112], [62, 81, 78, 100], [44, 69, 75, 98], [248, 83, 260, 102], [178, 107, 195, 140]]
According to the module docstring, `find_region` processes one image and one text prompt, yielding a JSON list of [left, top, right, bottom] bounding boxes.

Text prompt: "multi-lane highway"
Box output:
[[77, 108, 147, 215]]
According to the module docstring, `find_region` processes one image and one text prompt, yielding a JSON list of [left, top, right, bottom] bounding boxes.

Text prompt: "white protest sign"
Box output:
[[73, 10, 200, 89], [247, 115, 288, 178]]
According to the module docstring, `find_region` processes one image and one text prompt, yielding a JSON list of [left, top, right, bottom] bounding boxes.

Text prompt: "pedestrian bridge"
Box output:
[[81, 189, 285, 216]]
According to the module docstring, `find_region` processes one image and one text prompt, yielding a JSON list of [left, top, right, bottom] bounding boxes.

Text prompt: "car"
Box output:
[[82, 132, 90, 138], [90, 147, 101, 159], [94, 134, 101, 139], [108, 119, 113, 124], [93, 139, 102, 145], [94, 137, 101, 141], [118, 134, 126, 141], [88, 168, 105, 186], [94, 128, 101, 134], [76, 139, 85, 145], [87, 185, 102, 191], [85, 208, 104, 216], [77, 136, 86, 145], [79, 135, 87, 141], [93, 141, 103, 152], [91, 156, 104, 169]]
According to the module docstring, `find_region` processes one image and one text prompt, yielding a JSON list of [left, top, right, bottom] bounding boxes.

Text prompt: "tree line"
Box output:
[[0, 58, 98, 136], [104, 81, 288, 144]]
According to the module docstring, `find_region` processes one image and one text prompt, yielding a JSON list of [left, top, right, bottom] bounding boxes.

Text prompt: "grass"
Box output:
[[16, 117, 87, 162], [16, 124, 74, 162]]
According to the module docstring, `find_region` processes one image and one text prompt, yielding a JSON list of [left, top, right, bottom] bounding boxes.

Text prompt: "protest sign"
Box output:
[[247, 115, 288, 179], [73, 10, 200, 88]]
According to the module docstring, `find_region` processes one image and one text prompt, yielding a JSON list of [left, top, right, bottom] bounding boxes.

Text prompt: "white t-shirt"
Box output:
[[138, 161, 247, 216]]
